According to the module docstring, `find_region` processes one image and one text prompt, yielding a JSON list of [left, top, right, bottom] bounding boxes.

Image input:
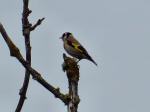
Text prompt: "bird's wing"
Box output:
[[66, 38, 88, 54]]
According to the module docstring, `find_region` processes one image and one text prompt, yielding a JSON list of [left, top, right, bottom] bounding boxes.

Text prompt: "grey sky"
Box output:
[[0, 0, 150, 112]]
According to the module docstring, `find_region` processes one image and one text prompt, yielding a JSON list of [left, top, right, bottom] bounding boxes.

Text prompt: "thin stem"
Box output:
[[15, 0, 31, 111]]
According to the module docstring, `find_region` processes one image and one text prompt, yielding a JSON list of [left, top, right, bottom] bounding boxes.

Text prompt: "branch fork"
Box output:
[[0, 0, 81, 112]]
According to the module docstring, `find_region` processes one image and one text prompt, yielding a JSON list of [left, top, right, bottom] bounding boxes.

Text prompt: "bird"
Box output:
[[60, 32, 97, 66]]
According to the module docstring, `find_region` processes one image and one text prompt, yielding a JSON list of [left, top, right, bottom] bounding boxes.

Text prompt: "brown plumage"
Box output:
[[60, 32, 97, 66]]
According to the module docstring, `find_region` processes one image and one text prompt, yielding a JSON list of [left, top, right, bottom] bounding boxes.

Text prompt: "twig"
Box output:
[[30, 18, 45, 31], [16, 0, 45, 111], [0, 22, 70, 105], [15, 0, 31, 111]]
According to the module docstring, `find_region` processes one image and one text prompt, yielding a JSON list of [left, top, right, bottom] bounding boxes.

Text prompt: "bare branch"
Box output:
[[16, 1, 45, 111], [0, 23, 22, 58], [16, 0, 32, 111], [0, 23, 70, 105], [30, 18, 45, 31], [62, 53, 80, 112]]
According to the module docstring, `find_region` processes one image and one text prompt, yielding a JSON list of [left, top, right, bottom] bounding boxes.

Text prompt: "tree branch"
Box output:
[[16, 0, 45, 111], [15, 0, 31, 111], [62, 54, 80, 112], [30, 18, 45, 31], [0, 22, 70, 105]]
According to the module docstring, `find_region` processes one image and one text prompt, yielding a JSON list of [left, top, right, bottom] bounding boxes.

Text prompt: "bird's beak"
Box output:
[[59, 36, 62, 39]]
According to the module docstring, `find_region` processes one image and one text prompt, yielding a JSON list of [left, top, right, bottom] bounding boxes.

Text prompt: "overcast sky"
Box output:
[[0, 0, 150, 112]]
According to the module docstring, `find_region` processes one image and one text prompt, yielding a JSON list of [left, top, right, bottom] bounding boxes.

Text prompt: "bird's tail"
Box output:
[[87, 55, 97, 66]]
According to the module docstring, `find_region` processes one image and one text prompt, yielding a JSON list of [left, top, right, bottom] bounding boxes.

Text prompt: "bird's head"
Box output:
[[60, 32, 72, 41]]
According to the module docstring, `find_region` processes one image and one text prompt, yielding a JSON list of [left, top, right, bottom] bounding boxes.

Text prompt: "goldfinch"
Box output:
[[60, 32, 97, 66]]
